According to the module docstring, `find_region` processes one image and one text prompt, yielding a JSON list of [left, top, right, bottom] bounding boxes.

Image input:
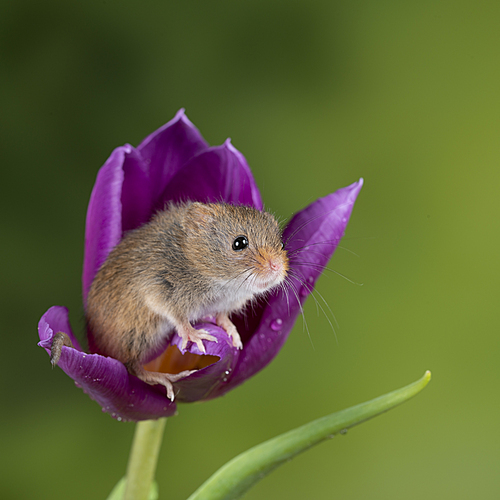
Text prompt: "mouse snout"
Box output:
[[268, 256, 286, 274], [256, 248, 288, 284]]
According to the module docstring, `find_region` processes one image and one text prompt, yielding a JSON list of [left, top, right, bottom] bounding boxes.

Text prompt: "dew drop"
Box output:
[[222, 377, 228, 382], [259, 333, 266, 339], [270, 318, 283, 331], [74, 382, 82, 388], [340, 428, 348, 435], [117, 417, 122, 422], [225, 370, 230, 375]]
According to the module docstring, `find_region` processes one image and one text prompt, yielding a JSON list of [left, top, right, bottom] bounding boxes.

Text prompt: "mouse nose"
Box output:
[[269, 260, 281, 272]]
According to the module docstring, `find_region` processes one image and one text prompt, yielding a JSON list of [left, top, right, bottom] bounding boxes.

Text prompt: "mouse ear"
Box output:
[[186, 202, 215, 228]]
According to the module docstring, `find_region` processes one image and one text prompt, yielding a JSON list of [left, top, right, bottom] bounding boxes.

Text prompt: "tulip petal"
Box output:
[[120, 146, 153, 233], [38, 306, 177, 421], [157, 140, 263, 210], [209, 179, 364, 397], [137, 109, 210, 208], [83, 147, 126, 303]]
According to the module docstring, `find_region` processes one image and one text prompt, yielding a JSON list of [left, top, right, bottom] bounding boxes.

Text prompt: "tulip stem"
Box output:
[[124, 418, 167, 500]]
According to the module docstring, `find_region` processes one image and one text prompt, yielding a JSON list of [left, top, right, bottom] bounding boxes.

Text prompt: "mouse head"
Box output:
[[183, 202, 288, 294]]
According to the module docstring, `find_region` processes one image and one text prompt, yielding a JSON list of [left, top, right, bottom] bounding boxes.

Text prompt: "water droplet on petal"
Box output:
[[225, 370, 230, 375], [270, 319, 283, 331]]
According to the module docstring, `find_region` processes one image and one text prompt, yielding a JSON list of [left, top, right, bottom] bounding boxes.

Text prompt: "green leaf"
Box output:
[[106, 477, 159, 500], [188, 371, 431, 500]]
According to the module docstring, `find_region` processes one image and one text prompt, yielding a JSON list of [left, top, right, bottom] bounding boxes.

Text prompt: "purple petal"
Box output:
[[137, 109, 210, 208], [82, 143, 152, 303], [209, 179, 364, 397], [83, 147, 126, 304], [157, 139, 263, 210], [38, 307, 177, 421], [120, 146, 153, 233]]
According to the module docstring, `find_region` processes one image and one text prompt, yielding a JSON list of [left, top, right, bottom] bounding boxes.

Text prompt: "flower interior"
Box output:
[[143, 345, 220, 374]]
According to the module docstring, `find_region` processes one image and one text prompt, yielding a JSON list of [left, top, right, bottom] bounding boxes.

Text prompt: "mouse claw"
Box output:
[[129, 365, 197, 401], [164, 369, 197, 400], [178, 324, 217, 353], [216, 313, 243, 350]]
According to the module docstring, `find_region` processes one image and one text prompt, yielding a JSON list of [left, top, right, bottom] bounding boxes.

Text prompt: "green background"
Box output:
[[1, 1, 499, 498]]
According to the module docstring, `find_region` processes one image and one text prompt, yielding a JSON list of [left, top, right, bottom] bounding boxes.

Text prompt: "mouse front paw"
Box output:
[[216, 313, 243, 350], [177, 324, 217, 354]]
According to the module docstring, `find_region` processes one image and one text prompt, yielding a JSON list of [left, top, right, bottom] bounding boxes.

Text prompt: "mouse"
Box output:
[[52, 202, 289, 400]]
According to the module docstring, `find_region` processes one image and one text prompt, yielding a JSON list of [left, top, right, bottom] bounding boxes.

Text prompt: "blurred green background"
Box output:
[[1, 0, 499, 498]]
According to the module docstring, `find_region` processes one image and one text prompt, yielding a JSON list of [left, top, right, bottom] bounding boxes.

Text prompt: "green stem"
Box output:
[[124, 418, 167, 500]]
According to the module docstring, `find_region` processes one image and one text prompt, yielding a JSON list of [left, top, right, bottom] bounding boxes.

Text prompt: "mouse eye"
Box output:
[[281, 241, 285, 250], [232, 235, 249, 251]]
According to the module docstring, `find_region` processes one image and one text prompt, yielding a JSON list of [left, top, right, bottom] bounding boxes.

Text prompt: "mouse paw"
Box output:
[[178, 324, 217, 354], [216, 313, 243, 350], [130, 366, 196, 401]]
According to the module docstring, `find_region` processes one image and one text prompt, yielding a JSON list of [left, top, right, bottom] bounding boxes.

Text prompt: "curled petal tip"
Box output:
[[175, 108, 186, 118]]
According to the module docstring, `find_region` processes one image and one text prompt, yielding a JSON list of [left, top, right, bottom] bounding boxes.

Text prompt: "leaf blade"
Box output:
[[188, 371, 431, 500]]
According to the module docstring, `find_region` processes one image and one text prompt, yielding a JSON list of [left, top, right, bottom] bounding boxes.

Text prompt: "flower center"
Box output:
[[143, 345, 219, 374]]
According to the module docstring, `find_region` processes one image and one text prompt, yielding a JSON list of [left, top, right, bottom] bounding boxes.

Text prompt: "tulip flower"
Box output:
[[38, 109, 363, 421]]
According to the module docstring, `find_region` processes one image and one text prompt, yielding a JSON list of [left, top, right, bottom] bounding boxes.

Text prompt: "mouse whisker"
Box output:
[[278, 280, 292, 317], [286, 269, 338, 343], [287, 239, 346, 256], [283, 275, 314, 349], [289, 270, 339, 336], [289, 261, 362, 286]]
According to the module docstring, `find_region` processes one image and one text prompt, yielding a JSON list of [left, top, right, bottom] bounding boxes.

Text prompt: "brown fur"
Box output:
[[85, 202, 288, 398]]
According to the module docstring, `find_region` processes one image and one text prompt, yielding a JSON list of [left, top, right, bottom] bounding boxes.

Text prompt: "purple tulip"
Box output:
[[38, 110, 363, 421]]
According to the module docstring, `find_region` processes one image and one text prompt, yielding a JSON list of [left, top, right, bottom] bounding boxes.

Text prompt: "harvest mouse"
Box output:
[[52, 202, 289, 400]]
